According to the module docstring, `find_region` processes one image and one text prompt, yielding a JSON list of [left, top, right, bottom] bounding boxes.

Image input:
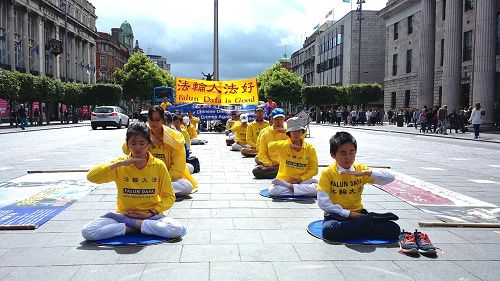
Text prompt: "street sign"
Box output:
[[48, 39, 63, 56]]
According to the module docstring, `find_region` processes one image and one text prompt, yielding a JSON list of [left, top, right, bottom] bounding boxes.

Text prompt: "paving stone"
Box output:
[[178, 230, 211, 244], [449, 229, 500, 244], [210, 193, 246, 200], [230, 200, 270, 208], [141, 262, 209, 281], [0, 266, 13, 280], [117, 244, 182, 263], [1, 265, 80, 281], [211, 208, 254, 218], [454, 261, 500, 281], [171, 200, 193, 209], [273, 261, 346, 281], [334, 261, 413, 281], [53, 245, 120, 265], [293, 243, 402, 261], [45, 232, 86, 247], [233, 218, 281, 230], [191, 200, 229, 209], [71, 264, 145, 281], [265, 201, 318, 209], [180, 244, 240, 262], [260, 230, 319, 244], [211, 230, 262, 244], [395, 261, 482, 281], [0, 247, 68, 266], [276, 217, 319, 230], [187, 218, 234, 230], [252, 209, 323, 218], [35, 220, 91, 233], [239, 244, 300, 261], [0, 233, 55, 248], [209, 262, 277, 281], [169, 209, 211, 218]]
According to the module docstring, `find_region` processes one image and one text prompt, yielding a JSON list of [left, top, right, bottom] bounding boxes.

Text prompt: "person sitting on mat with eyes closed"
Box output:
[[316, 131, 400, 242], [81, 122, 184, 241], [267, 117, 318, 197]]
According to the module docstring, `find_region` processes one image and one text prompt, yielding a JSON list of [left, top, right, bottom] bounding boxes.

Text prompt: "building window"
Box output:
[[463, 31, 472, 61], [406, 50, 412, 73], [392, 54, 398, 76], [408, 15, 413, 35], [497, 13, 500, 55], [442, 0, 446, 21], [394, 22, 399, 40], [391, 92, 397, 109], [404, 90, 410, 108], [440, 39, 444, 66], [100, 55, 106, 66], [464, 0, 473, 11]]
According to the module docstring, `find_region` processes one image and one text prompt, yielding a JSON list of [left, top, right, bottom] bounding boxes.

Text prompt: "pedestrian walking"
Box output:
[[468, 102, 485, 140]]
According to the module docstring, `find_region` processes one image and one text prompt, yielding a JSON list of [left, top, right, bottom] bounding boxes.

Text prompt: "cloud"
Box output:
[[91, 0, 386, 80]]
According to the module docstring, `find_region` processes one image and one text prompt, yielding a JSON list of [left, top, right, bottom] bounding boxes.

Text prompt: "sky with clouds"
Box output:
[[91, 0, 387, 80]]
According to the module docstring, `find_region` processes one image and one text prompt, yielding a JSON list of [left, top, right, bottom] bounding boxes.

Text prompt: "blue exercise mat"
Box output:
[[92, 226, 187, 246], [259, 188, 314, 201], [307, 220, 398, 245]]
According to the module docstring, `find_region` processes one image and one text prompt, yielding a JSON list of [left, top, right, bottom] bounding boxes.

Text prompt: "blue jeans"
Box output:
[[322, 212, 400, 242], [473, 124, 480, 138]]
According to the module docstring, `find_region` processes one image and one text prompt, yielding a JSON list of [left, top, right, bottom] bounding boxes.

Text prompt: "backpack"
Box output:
[[187, 156, 200, 173]]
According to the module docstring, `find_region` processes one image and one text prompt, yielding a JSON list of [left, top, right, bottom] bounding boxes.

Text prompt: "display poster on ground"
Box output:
[[175, 78, 258, 106], [0, 172, 98, 228], [374, 170, 499, 223]]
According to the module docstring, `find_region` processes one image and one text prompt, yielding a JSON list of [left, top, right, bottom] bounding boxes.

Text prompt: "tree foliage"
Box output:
[[0, 69, 20, 101], [114, 52, 173, 102], [302, 83, 383, 107], [257, 63, 305, 105]]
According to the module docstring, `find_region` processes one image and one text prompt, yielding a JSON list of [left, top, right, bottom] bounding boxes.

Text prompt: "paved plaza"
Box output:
[[0, 123, 499, 281]]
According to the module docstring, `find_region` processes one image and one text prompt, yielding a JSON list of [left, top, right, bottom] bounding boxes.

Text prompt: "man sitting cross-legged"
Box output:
[[267, 117, 318, 197], [241, 106, 269, 157]]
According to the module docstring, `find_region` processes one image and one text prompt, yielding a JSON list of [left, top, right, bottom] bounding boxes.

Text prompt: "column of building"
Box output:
[[22, 7, 30, 72], [7, 1, 15, 70], [417, 0, 436, 109], [38, 15, 45, 76], [71, 34, 76, 81], [54, 25, 60, 80], [83, 40, 89, 83], [90, 44, 96, 83], [441, 0, 463, 111], [472, 0, 496, 125]]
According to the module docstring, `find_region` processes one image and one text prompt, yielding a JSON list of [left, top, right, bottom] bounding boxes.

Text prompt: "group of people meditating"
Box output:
[[82, 105, 401, 245]]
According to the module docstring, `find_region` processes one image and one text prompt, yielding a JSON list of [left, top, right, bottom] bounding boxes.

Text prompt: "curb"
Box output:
[[0, 123, 90, 135], [311, 123, 500, 144]]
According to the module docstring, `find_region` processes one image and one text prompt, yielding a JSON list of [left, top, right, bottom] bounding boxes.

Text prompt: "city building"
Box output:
[[291, 10, 386, 87], [95, 30, 130, 83], [0, 0, 97, 83], [147, 54, 170, 73], [279, 53, 291, 70], [119, 20, 134, 54], [379, 0, 499, 124]]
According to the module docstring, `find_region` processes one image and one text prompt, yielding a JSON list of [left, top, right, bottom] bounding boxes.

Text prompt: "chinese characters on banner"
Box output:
[[175, 78, 258, 106]]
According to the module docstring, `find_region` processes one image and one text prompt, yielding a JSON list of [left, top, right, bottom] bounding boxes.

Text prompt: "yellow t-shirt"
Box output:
[[257, 126, 288, 166], [87, 153, 175, 214], [246, 120, 269, 149], [226, 119, 237, 131], [189, 116, 199, 128], [268, 139, 318, 182], [160, 101, 172, 111], [316, 163, 375, 212], [186, 123, 198, 139], [231, 122, 248, 144]]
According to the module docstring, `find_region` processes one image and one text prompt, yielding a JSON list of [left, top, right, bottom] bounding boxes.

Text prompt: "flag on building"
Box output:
[[46, 49, 53, 56], [79, 59, 85, 69], [313, 23, 320, 30], [325, 9, 333, 19], [343, 0, 350, 3], [0, 35, 6, 42], [32, 43, 39, 55]]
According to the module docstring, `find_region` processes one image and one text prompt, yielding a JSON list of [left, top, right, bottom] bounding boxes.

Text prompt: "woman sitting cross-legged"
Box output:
[[81, 122, 184, 241], [267, 117, 318, 197]]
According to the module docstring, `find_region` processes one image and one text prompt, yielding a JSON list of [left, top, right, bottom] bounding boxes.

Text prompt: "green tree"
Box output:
[[114, 52, 169, 102], [37, 76, 57, 124], [257, 63, 304, 105], [90, 84, 123, 105], [0, 69, 20, 102]]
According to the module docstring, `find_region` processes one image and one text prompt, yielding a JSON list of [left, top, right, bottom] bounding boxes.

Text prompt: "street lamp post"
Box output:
[[213, 0, 219, 81]]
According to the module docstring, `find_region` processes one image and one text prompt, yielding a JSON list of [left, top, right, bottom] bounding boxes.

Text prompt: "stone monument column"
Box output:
[[22, 8, 30, 72], [417, 0, 436, 109], [472, 0, 496, 125], [441, 0, 463, 111], [7, 1, 15, 70]]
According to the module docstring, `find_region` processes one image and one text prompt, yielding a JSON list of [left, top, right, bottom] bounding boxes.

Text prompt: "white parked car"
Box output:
[[91, 106, 130, 130]]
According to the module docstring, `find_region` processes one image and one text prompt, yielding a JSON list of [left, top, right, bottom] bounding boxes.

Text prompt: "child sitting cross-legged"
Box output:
[[317, 132, 400, 242]]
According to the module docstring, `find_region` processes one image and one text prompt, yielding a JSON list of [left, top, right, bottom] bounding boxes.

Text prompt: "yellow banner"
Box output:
[[175, 77, 258, 106]]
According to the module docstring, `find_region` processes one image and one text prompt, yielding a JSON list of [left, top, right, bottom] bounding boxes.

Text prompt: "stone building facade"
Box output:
[[291, 10, 386, 87], [96, 30, 129, 83], [0, 0, 97, 83], [379, 0, 500, 124]]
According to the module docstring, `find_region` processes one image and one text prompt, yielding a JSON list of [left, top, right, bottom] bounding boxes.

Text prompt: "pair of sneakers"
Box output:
[[399, 229, 437, 255]]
